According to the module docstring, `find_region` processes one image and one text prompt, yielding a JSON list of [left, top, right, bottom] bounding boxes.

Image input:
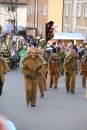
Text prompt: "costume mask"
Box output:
[[71, 49, 77, 57], [30, 48, 37, 59]]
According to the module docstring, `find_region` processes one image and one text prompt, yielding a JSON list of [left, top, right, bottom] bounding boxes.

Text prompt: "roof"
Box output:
[[51, 32, 85, 40]]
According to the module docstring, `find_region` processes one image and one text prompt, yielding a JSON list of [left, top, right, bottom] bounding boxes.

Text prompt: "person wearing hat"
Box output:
[[48, 53, 61, 89], [80, 48, 87, 88], [64, 49, 78, 94], [0, 50, 8, 95], [21, 47, 43, 107]]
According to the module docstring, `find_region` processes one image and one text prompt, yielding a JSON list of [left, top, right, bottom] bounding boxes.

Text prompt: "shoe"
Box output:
[[54, 86, 57, 89], [82, 86, 86, 88], [40, 94, 44, 98], [50, 86, 52, 88], [67, 89, 69, 93], [61, 73, 64, 76], [71, 90, 75, 94], [26, 101, 29, 106], [31, 104, 36, 107], [45, 88, 47, 91]]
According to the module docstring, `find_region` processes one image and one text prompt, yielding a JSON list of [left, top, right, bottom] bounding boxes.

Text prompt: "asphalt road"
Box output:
[[0, 69, 87, 130]]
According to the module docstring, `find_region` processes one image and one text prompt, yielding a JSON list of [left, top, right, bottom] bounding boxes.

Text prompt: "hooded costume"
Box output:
[[21, 48, 43, 106], [48, 53, 61, 89], [80, 49, 87, 88], [64, 50, 78, 93]]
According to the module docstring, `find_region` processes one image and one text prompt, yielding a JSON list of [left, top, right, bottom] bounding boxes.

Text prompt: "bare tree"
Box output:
[[0, 0, 27, 33]]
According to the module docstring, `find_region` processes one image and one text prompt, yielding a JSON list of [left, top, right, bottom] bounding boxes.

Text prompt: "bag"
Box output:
[[0, 77, 3, 96]]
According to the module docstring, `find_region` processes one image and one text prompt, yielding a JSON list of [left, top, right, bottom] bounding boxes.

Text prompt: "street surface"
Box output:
[[0, 69, 87, 130]]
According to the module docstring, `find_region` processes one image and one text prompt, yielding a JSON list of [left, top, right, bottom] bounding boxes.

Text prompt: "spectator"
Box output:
[[0, 115, 16, 130]]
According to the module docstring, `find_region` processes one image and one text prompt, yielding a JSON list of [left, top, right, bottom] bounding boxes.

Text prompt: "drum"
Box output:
[[10, 55, 19, 62]]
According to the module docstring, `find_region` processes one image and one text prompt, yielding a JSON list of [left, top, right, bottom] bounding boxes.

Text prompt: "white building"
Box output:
[[0, 3, 27, 29]]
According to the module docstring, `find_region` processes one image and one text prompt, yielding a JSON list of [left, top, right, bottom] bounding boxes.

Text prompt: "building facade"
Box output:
[[63, 0, 87, 40], [0, 0, 27, 31], [27, 0, 63, 38]]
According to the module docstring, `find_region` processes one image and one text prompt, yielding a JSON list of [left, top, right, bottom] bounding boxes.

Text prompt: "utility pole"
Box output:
[[15, 0, 17, 33], [62, 0, 64, 32], [35, 0, 38, 35], [37, 0, 38, 35], [14, 17, 15, 34], [34, 0, 36, 28]]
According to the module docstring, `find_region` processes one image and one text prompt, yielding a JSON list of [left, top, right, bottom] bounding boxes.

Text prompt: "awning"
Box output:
[[50, 32, 85, 40]]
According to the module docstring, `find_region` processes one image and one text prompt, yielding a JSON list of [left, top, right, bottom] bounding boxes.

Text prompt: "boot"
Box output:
[[54, 86, 57, 89], [71, 90, 75, 94], [67, 89, 69, 93], [31, 104, 36, 107], [40, 94, 44, 98], [26, 101, 29, 106]]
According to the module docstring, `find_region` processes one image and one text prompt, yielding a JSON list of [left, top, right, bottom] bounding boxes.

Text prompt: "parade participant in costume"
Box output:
[[10, 46, 18, 70], [21, 47, 43, 107], [37, 49, 47, 98], [58, 49, 66, 75], [64, 49, 78, 94], [19, 45, 27, 67], [80, 48, 87, 88], [6, 33, 11, 46], [2, 46, 10, 68], [41, 49, 47, 91], [0, 50, 8, 96], [48, 53, 61, 89]]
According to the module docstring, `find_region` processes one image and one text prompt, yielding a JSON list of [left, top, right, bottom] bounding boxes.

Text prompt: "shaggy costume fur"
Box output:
[[48, 53, 61, 88], [0, 57, 8, 84], [80, 51, 87, 87], [21, 51, 43, 105], [0, 56, 8, 95], [64, 53, 78, 91]]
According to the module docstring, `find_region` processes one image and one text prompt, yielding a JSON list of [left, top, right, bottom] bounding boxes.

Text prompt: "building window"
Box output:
[[53, 26, 59, 32], [64, 26, 68, 32], [40, 5, 42, 15], [43, 25, 45, 35], [8, 6, 10, 11], [30, 6, 32, 15], [40, 24, 42, 34], [8, 19, 15, 25], [27, 22, 29, 27], [28, 5, 30, 16], [8, 6, 16, 12], [77, 3, 81, 17], [33, 5, 35, 12], [85, 4, 87, 17], [28, 5, 32, 16], [32, 23, 34, 27], [76, 28, 80, 33], [43, 5, 47, 15], [65, 4, 69, 16], [83, 30, 87, 38], [38, 24, 39, 32], [30, 23, 32, 27]]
